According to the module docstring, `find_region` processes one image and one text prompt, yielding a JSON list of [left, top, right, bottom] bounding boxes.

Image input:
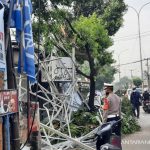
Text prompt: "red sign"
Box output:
[[0, 90, 18, 113]]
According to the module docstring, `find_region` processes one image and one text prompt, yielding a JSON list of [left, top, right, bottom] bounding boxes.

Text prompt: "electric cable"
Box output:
[[113, 30, 150, 40], [114, 33, 150, 42], [113, 57, 150, 67]]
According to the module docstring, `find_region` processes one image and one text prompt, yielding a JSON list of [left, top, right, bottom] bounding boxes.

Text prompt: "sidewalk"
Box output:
[[122, 108, 150, 150]]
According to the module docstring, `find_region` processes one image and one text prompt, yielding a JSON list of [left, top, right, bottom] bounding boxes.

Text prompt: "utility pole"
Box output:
[[117, 50, 128, 82], [130, 69, 134, 88], [146, 58, 150, 91], [130, 69, 134, 79], [129, 2, 150, 91], [118, 64, 121, 82]]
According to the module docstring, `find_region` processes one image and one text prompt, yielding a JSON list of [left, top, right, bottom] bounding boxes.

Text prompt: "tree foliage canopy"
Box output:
[[73, 13, 113, 64], [115, 76, 132, 91], [133, 77, 142, 87], [95, 65, 117, 90], [32, 0, 127, 110], [102, 0, 126, 35]]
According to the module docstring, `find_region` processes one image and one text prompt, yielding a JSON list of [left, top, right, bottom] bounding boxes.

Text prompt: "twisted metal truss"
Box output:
[[17, 50, 103, 150]]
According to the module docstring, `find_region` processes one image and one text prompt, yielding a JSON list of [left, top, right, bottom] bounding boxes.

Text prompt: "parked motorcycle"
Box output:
[[95, 119, 122, 150], [142, 90, 150, 113], [142, 100, 150, 113]]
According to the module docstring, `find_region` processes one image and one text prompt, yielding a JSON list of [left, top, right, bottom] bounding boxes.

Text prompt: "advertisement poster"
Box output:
[[19, 102, 40, 143], [0, 4, 7, 89], [0, 90, 18, 113]]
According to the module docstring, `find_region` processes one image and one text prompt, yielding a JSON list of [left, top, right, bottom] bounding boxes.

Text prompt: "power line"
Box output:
[[114, 32, 150, 42], [113, 30, 150, 40], [113, 57, 150, 67]]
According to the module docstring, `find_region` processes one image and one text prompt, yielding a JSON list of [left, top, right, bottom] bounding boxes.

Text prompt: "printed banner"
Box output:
[[11, 0, 35, 82], [0, 4, 7, 89], [0, 90, 18, 114]]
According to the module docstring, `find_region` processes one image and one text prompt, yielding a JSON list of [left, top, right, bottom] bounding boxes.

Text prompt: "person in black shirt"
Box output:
[[130, 87, 142, 118]]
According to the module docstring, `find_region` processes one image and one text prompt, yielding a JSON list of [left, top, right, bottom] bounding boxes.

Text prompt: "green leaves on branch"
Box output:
[[66, 108, 99, 137], [95, 65, 117, 90], [121, 97, 141, 134], [73, 13, 112, 62], [114, 76, 132, 91], [132, 77, 142, 87], [102, 0, 127, 35], [73, 0, 104, 17]]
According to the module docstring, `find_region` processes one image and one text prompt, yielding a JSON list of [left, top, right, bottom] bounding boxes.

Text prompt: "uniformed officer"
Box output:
[[103, 83, 121, 136]]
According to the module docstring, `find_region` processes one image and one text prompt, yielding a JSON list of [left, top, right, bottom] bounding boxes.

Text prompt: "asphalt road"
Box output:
[[122, 108, 150, 150]]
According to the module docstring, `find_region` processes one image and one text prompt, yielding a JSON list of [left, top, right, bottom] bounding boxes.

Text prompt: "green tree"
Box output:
[[95, 65, 117, 90], [32, 0, 127, 111], [115, 76, 132, 90], [133, 77, 142, 87], [72, 0, 127, 35], [120, 76, 132, 89], [121, 96, 141, 134], [74, 14, 113, 110]]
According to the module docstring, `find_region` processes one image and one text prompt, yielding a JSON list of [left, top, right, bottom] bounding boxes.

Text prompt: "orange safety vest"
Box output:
[[103, 98, 109, 110]]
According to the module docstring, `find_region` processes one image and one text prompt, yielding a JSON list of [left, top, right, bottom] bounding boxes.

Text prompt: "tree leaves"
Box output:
[[73, 13, 112, 62], [133, 77, 143, 87], [102, 0, 127, 36], [31, 0, 126, 110]]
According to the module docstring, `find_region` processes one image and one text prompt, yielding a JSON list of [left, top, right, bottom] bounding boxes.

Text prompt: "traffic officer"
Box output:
[[103, 83, 121, 136]]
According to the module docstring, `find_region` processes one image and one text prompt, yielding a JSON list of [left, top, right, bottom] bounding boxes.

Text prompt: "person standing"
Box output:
[[130, 87, 142, 118], [96, 83, 122, 149], [103, 83, 122, 136]]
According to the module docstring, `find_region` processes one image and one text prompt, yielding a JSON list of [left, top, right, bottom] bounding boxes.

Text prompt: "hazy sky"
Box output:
[[110, 0, 150, 82]]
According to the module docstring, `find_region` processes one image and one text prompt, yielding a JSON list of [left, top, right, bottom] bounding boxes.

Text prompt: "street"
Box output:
[[122, 108, 150, 150]]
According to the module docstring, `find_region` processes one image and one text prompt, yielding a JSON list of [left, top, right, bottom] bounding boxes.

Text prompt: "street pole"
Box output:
[[117, 50, 128, 82], [130, 69, 134, 88], [129, 2, 150, 90], [137, 14, 143, 84], [130, 69, 133, 79], [146, 58, 150, 91]]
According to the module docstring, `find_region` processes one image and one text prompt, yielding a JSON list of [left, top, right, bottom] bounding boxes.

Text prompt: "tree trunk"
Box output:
[[85, 43, 96, 111], [88, 75, 95, 111]]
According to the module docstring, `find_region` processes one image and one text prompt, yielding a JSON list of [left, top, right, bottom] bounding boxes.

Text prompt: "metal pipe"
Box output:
[[40, 123, 95, 150]]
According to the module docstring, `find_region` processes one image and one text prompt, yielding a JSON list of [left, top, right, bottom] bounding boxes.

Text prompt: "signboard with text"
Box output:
[[42, 56, 73, 82]]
